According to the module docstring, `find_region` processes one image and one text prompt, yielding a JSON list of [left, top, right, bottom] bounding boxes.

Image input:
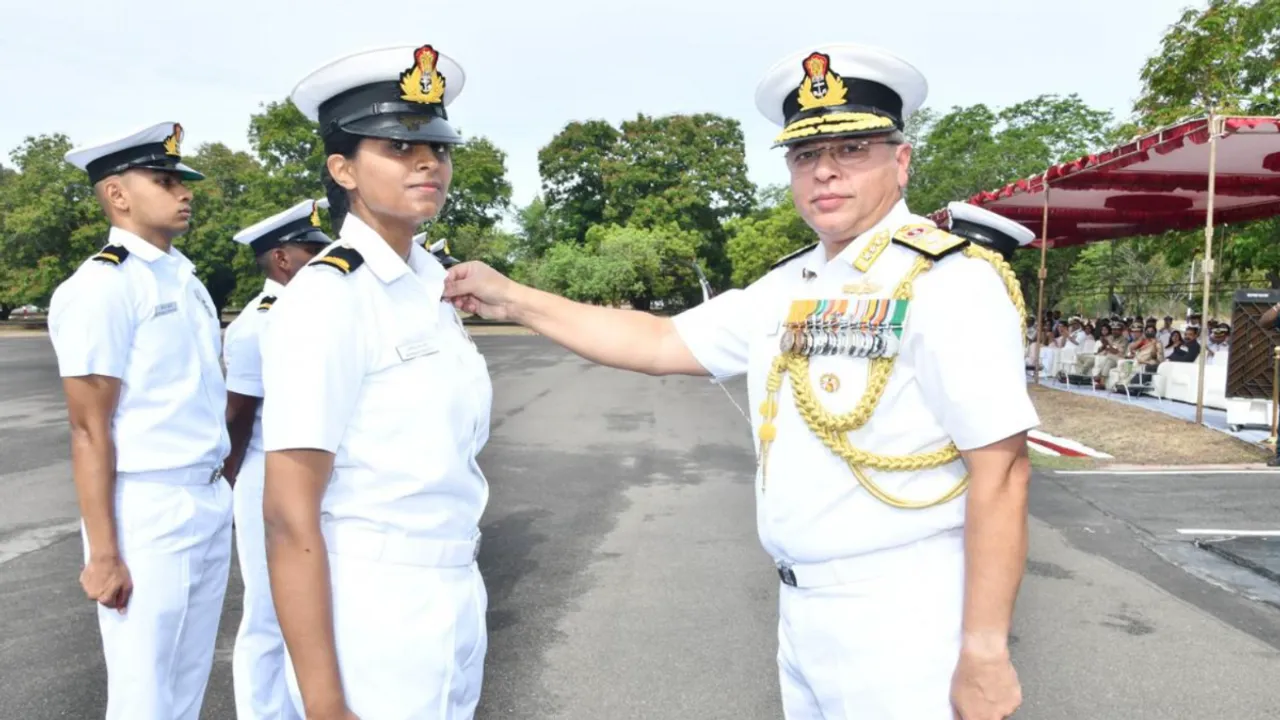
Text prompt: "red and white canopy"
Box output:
[[938, 116, 1280, 248]]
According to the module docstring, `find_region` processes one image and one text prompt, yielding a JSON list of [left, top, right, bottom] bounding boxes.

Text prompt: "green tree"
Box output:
[[584, 223, 702, 310], [907, 95, 1113, 313], [1122, 0, 1280, 286], [439, 223, 517, 275], [526, 242, 637, 305], [908, 95, 1113, 216], [537, 120, 619, 244], [176, 143, 274, 314], [435, 137, 513, 232], [523, 223, 701, 309], [724, 189, 813, 286], [603, 113, 756, 288], [513, 195, 562, 261], [248, 99, 325, 208], [1131, 0, 1280, 130], [0, 134, 103, 317]]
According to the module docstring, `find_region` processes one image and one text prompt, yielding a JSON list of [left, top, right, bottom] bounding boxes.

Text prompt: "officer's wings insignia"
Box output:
[[308, 245, 366, 275], [91, 243, 130, 266], [891, 224, 968, 260]]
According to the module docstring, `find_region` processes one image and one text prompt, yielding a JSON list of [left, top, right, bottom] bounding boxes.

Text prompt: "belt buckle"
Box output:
[[209, 465, 222, 484], [776, 562, 797, 587]]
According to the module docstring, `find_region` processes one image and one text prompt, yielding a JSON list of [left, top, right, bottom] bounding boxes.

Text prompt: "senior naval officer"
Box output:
[[222, 198, 332, 720], [442, 44, 1038, 720], [47, 121, 233, 720]]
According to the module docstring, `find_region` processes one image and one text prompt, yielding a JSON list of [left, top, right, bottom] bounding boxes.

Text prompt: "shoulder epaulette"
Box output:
[[308, 245, 365, 275], [90, 243, 130, 266], [769, 242, 818, 271], [891, 224, 969, 260], [256, 295, 277, 312]]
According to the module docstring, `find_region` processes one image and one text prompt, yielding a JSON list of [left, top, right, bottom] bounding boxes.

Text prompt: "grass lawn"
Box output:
[[1027, 384, 1272, 467]]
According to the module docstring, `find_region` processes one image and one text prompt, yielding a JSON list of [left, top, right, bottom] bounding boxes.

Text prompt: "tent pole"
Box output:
[[1196, 114, 1221, 425], [1033, 184, 1050, 385]]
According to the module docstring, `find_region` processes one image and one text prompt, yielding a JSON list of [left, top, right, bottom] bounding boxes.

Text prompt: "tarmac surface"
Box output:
[[2, 334, 1280, 719]]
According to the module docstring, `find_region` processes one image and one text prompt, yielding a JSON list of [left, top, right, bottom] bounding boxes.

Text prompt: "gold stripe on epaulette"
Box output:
[[95, 252, 121, 264], [316, 256, 351, 273], [852, 230, 890, 273]]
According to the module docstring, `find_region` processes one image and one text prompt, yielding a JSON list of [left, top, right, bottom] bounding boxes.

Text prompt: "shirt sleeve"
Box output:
[[260, 274, 366, 453], [223, 314, 264, 398], [47, 268, 135, 379], [670, 283, 765, 380], [909, 256, 1040, 451]]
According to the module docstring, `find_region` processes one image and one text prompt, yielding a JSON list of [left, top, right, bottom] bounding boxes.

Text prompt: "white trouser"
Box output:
[[86, 468, 234, 720], [776, 528, 965, 720], [232, 450, 299, 720], [285, 526, 488, 720]]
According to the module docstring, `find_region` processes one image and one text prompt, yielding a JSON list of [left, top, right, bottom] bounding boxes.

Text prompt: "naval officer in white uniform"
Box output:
[[222, 198, 331, 719], [259, 44, 492, 720], [443, 44, 1037, 720], [48, 121, 233, 720]]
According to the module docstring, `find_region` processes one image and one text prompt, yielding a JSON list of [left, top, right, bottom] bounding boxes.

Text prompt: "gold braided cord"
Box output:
[[758, 243, 1028, 509], [782, 256, 931, 435], [962, 244, 1029, 346]]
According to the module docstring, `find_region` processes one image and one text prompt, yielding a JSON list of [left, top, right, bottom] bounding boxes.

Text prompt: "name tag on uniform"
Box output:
[[154, 302, 178, 318], [396, 338, 439, 362]]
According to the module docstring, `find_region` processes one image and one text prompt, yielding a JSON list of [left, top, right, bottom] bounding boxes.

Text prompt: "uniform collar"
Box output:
[[338, 212, 412, 284], [261, 278, 285, 297], [797, 198, 916, 278], [832, 198, 916, 268], [108, 226, 185, 266], [339, 212, 446, 288]]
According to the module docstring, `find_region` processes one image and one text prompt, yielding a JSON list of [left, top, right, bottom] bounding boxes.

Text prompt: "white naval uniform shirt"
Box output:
[[47, 227, 230, 474], [260, 214, 492, 539], [673, 200, 1039, 565], [221, 279, 284, 454]]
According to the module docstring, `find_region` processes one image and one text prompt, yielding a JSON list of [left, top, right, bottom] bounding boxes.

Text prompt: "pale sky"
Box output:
[[1, 0, 1202, 213]]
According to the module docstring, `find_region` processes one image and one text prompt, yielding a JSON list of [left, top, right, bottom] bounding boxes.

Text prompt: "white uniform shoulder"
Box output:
[[52, 246, 136, 311], [305, 243, 367, 278]]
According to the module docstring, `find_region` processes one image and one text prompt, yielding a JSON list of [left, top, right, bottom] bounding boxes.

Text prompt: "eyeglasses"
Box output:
[[785, 139, 901, 171]]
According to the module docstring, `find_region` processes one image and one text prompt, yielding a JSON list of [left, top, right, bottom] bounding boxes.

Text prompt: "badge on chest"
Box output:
[[778, 298, 908, 358], [396, 338, 440, 362]]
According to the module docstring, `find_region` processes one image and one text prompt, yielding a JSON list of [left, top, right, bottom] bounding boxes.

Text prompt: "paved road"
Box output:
[[2, 334, 1279, 719]]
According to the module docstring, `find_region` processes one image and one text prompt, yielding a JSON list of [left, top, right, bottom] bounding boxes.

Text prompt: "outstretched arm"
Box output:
[[446, 262, 708, 377]]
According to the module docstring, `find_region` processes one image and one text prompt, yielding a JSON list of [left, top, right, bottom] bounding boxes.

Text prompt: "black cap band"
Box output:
[[248, 219, 331, 255], [85, 142, 179, 184], [782, 78, 904, 130], [950, 218, 1020, 259], [319, 81, 447, 139]]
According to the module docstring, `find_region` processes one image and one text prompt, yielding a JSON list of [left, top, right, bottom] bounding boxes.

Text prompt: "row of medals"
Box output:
[[779, 298, 906, 358]]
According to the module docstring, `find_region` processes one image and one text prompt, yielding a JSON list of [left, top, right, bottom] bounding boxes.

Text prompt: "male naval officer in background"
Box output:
[[937, 201, 1038, 262], [222, 199, 331, 720], [47, 121, 233, 720]]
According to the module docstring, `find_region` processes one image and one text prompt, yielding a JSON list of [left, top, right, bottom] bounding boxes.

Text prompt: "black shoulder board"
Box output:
[[433, 249, 460, 268], [90, 243, 130, 266], [891, 225, 969, 260], [308, 245, 365, 275], [256, 295, 277, 312], [769, 242, 818, 271]]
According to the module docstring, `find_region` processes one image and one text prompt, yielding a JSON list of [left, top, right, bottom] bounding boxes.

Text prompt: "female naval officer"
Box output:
[[257, 44, 492, 720]]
